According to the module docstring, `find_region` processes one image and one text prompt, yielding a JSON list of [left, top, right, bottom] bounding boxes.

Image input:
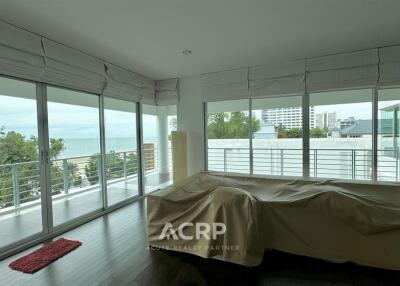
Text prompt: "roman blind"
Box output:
[[0, 21, 45, 82], [306, 50, 379, 93], [41, 38, 106, 94], [249, 60, 305, 98], [155, 78, 179, 105], [200, 68, 248, 102], [103, 62, 155, 103], [379, 46, 400, 87]]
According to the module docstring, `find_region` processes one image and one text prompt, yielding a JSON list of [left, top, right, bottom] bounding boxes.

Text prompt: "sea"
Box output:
[[60, 137, 158, 158]]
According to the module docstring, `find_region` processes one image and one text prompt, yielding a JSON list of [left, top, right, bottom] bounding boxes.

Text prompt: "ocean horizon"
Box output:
[[59, 137, 159, 158]]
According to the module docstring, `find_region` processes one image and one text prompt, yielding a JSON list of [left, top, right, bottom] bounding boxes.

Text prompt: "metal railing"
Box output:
[[208, 147, 400, 181], [0, 150, 143, 210]]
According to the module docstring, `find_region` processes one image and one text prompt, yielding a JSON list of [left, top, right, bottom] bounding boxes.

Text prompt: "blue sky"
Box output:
[[0, 95, 158, 139]]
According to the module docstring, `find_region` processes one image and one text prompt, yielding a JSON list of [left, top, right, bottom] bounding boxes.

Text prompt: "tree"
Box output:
[[207, 112, 261, 139], [287, 128, 302, 138], [310, 127, 327, 138], [84, 151, 138, 185], [277, 124, 288, 138], [0, 129, 81, 207]]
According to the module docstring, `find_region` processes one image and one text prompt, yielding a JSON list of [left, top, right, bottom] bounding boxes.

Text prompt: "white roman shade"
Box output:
[[155, 78, 179, 105], [249, 60, 305, 98], [379, 46, 400, 87], [201, 68, 248, 102], [103, 63, 155, 103], [41, 39, 106, 94], [0, 22, 45, 82], [306, 50, 378, 93]]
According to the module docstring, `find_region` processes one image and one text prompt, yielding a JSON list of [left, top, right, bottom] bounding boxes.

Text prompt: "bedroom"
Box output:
[[0, 1, 400, 285]]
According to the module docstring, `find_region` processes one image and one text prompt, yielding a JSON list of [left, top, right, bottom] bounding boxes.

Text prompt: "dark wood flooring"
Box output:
[[1, 198, 400, 286]]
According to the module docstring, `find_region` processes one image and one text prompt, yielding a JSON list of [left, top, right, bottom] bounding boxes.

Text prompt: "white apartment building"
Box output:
[[316, 112, 337, 130], [262, 107, 315, 129]]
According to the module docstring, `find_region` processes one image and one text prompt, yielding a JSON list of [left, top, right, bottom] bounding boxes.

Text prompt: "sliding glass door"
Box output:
[[47, 87, 103, 226], [104, 98, 139, 205], [0, 77, 43, 248], [142, 104, 175, 194]]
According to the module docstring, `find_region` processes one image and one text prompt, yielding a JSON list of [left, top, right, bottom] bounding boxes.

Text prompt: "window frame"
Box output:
[[204, 87, 400, 184]]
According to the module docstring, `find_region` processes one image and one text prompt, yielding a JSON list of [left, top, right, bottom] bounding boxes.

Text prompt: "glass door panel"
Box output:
[[104, 98, 139, 205], [142, 104, 175, 194], [47, 87, 102, 226], [0, 77, 43, 248]]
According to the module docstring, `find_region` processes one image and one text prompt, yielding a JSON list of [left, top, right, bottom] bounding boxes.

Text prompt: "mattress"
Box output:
[[147, 171, 400, 270]]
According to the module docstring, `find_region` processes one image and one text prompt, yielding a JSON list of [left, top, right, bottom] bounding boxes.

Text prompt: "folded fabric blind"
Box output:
[[200, 68, 248, 102], [41, 39, 106, 94], [306, 50, 378, 93], [155, 78, 179, 105], [103, 63, 155, 103], [379, 46, 400, 87], [0, 22, 45, 82], [249, 60, 305, 98]]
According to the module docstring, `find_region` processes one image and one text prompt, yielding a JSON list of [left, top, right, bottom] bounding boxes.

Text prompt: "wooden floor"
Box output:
[[1, 198, 400, 286], [0, 172, 171, 248]]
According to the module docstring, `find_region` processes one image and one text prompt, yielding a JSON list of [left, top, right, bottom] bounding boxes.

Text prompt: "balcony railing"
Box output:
[[0, 148, 161, 211], [208, 147, 400, 181]]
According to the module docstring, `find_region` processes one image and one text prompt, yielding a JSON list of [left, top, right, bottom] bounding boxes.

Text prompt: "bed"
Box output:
[[147, 171, 400, 270]]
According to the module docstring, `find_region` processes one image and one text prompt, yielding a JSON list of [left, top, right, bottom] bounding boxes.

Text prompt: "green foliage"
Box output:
[[277, 126, 327, 139], [0, 129, 79, 208], [85, 151, 138, 186], [287, 128, 302, 138], [207, 112, 261, 139], [310, 127, 327, 138]]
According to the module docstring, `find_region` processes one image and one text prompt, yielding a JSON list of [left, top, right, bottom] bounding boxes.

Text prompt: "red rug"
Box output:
[[9, 238, 82, 274]]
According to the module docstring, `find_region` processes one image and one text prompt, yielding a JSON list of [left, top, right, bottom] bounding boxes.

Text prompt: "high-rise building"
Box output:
[[262, 106, 315, 129], [339, 117, 356, 130], [316, 112, 337, 130]]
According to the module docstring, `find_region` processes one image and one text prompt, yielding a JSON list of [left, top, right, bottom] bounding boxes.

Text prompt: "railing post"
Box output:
[[223, 149, 227, 172], [352, 150, 356, 180], [396, 149, 399, 182], [98, 155, 102, 184], [280, 149, 284, 176], [12, 164, 20, 209], [314, 149, 317, 177], [123, 152, 127, 180], [63, 159, 69, 195]]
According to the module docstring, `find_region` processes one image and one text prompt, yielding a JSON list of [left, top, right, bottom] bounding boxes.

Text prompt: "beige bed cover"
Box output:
[[147, 171, 400, 270]]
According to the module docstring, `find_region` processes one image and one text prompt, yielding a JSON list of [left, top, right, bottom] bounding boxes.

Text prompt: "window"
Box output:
[[0, 77, 42, 248], [252, 96, 303, 176], [378, 88, 400, 182], [142, 104, 176, 194], [309, 89, 373, 180], [47, 87, 102, 226], [207, 99, 250, 174], [104, 98, 139, 205]]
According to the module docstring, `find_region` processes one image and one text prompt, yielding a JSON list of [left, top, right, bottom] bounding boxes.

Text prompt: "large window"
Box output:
[[142, 104, 176, 194], [309, 90, 373, 180], [0, 77, 43, 248], [378, 88, 400, 182], [104, 98, 139, 205], [205, 89, 388, 182], [47, 87, 102, 226], [207, 99, 250, 174], [252, 96, 303, 176]]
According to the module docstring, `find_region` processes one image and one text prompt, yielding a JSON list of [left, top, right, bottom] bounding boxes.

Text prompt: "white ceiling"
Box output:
[[0, 0, 400, 80]]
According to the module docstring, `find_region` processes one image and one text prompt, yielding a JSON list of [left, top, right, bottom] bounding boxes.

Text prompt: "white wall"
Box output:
[[177, 76, 205, 175]]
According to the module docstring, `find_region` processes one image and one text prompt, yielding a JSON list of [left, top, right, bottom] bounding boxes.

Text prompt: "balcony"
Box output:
[[0, 149, 171, 247], [208, 147, 400, 181]]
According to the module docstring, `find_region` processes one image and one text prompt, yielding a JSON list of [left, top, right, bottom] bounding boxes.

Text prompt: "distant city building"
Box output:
[[316, 112, 336, 130], [254, 122, 277, 139], [262, 106, 315, 129], [340, 117, 357, 130]]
